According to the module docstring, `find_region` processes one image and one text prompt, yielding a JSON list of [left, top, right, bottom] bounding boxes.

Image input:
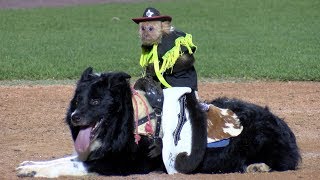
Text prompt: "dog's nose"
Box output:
[[71, 114, 81, 124]]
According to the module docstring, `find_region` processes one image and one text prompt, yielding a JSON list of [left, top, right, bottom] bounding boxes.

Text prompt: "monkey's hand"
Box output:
[[170, 53, 195, 73]]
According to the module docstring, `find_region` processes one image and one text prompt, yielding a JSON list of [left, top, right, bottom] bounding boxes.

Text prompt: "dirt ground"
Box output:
[[0, 81, 319, 179]]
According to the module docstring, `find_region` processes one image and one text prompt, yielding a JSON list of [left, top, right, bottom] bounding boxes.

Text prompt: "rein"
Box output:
[[131, 88, 154, 144]]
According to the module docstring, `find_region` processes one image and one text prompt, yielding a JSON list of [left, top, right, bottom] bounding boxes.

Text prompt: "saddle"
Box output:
[[206, 105, 243, 144], [133, 77, 243, 144]]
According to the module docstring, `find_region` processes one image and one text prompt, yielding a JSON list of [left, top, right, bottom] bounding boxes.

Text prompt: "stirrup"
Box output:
[[199, 102, 210, 111]]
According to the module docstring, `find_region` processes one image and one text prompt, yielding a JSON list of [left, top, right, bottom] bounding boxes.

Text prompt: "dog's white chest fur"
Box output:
[[162, 87, 192, 174]]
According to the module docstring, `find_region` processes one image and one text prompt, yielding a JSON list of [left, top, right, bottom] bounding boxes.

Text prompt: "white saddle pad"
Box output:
[[161, 87, 192, 174]]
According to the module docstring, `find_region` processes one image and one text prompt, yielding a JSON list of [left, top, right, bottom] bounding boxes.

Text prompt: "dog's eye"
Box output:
[[74, 97, 80, 106], [90, 99, 100, 106]]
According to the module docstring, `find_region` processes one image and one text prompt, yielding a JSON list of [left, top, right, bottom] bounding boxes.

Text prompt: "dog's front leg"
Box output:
[[16, 155, 89, 178]]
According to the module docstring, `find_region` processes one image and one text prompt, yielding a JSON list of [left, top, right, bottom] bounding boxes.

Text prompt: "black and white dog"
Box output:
[[16, 67, 301, 178]]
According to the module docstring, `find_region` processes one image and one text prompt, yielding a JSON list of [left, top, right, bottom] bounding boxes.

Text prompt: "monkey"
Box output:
[[131, 7, 202, 159], [132, 7, 198, 91], [139, 20, 196, 75]]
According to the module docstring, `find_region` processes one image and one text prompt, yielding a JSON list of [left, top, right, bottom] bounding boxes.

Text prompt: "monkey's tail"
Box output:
[[174, 92, 207, 173]]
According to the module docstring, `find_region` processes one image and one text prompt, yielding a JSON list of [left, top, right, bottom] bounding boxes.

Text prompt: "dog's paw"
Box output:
[[16, 161, 42, 177], [16, 164, 39, 177], [16, 160, 67, 178], [246, 163, 271, 173]]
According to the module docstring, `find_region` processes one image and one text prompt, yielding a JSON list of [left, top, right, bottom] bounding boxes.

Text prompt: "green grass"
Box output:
[[0, 0, 319, 81]]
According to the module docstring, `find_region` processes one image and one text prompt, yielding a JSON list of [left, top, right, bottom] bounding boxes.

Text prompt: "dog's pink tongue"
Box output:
[[75, 127, 92, 160]]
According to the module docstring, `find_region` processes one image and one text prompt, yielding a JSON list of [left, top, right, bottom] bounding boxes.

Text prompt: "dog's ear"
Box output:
[[114, 72, 131, 80], [112, 72, 131, 88], [100, 72, 131, 88], [80, 67, 94, 81]]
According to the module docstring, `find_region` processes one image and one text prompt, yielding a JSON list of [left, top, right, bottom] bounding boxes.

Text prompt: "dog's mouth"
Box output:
[[74, 119, 102, 161]]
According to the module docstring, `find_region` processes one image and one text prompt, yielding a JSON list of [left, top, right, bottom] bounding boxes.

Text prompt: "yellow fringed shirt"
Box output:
[[139, 33, 197, 88]]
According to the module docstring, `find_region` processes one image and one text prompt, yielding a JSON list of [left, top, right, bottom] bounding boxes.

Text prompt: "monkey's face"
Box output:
[[139, 21, 162, 46]]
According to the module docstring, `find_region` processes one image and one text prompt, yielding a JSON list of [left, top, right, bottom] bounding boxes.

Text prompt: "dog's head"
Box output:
[[66, 67, 134, 161]]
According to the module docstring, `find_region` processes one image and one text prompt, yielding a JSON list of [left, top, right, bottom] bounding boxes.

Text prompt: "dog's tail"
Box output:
[[175, 92, 207, 173]]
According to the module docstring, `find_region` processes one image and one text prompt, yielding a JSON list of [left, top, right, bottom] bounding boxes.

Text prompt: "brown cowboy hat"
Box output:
[[132, 7, 172, 24]]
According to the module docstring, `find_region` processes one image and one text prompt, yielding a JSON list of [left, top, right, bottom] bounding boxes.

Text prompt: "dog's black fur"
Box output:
[[66, 68, 163, 175], [197, 98, 301, 173], [66, 67, 300, 175]]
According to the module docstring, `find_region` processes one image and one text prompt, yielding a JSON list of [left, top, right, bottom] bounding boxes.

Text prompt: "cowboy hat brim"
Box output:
[[132, 15, 172, 24]]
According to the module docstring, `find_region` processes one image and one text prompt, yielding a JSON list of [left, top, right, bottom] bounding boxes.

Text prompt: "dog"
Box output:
[[17, 68, 164, 177], [16, 67, 301, 178]]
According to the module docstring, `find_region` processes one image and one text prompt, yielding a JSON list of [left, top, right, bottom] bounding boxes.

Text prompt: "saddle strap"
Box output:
[[154, 113, 162, 138], [137, 111, 162, 139], [137, 112, 156, 126]]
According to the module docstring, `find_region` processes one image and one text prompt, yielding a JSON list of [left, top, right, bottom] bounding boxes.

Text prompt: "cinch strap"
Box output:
[[207, 139, 230, 148]]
